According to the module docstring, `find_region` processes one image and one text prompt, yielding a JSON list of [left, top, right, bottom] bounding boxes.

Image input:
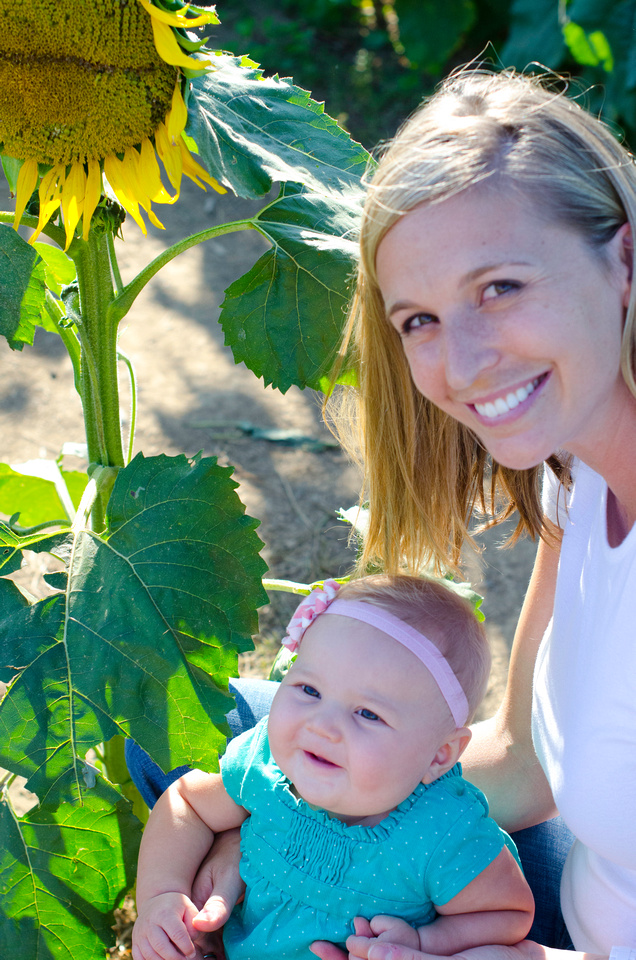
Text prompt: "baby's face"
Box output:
[[267, 613, 457, 825]]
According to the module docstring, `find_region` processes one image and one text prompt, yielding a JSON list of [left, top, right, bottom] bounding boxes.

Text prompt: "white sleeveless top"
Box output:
[[533, 461, 636, 952]]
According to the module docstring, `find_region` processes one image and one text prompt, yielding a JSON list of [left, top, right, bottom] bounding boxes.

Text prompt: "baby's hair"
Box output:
[[336, 574, 490, 723]]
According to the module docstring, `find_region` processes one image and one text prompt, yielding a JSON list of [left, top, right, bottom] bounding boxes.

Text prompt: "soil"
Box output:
[[0, 173, 538, 817]]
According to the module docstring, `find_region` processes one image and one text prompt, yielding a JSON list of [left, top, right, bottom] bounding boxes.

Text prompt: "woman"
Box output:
[[129, 69, 636, 958], [320, 67, 636, 958]]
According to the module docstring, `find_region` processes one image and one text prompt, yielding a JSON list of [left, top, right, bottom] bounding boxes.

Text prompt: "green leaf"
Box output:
[[187, 54, 371, 199], [563, 22, 614, 69], [0, 523, 67, 579], [0, 226, 47, 350], [501, 0, 566, 69], [393, 0, 477, 73], [0, 462, 79, 527], [220, 185, 360, 391], [0, 774, 142, 960], [33, 242, 76, 297], [1, 155, 22, 194], [0, 453, 268, 806]]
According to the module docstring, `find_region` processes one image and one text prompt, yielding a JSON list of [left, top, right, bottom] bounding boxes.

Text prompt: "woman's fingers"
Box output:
[[191, 829, 244, 913], [310, 940, 349, 960], [193, 895, 233, 931]]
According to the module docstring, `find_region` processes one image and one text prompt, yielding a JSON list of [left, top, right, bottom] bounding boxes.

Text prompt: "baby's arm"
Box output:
[[420, 845, 534, 952], [132, 770, 247, 960], [347, 847, 533, 959]]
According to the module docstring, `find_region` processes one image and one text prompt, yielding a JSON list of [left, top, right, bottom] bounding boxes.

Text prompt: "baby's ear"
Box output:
[[422, 727, 472, 784]]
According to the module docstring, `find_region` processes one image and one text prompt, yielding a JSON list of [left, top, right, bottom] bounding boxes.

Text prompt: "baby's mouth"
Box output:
[[304, 750, 339, 768]]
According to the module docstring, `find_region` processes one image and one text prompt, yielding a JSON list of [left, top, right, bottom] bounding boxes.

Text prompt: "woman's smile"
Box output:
[[471, 373, 549, 421]]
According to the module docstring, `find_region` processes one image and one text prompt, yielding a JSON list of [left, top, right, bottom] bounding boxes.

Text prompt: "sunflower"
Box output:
[[0, 0, 226, 249]]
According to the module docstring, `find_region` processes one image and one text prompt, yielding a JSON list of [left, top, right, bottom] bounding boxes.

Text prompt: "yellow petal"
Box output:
[[123, 147, 165, 230], [180, 140, 226, 194], [61, 161, 86, 249], [137, 0, 217, 28], [104, 154, 147, 234], [31, 165, 64, 243], [150, 17, 210, 70], [82, 159, 103, 241], [13, 158, 39, 230], [139, 137, 176, 204], [155, 121, 183, 192], [167, 83, 188, 142]]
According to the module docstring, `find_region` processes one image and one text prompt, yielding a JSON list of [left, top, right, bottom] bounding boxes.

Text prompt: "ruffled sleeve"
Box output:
[[220, 716, 271, 810]]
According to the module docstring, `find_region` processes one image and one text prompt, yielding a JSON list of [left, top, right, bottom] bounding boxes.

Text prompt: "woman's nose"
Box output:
[[442, 315, 500, 391]]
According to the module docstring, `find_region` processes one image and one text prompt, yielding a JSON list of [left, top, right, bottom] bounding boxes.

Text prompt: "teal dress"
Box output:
[[220, 718, 514, 960]]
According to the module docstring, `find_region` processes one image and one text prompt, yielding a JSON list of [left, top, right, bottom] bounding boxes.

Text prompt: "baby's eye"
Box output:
[[482, 280, 520, 302], [357, 707, 381, 721], [301, 684, 320, 699]]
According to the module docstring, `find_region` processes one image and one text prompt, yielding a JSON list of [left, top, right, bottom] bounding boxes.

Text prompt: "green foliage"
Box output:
[[0, 775, 142, 960], [0, 454, 267, 806], [188, 54, 370, 197], [216, 0, 636, 149], [0, 227, 47, 350], [220, 185, 361, 391]]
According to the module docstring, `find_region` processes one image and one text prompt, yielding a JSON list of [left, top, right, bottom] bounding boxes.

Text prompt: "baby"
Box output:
[[132, 575, 533, 960]]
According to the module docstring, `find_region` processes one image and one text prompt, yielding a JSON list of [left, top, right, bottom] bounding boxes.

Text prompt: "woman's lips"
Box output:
[[472, 373, 548, 420]]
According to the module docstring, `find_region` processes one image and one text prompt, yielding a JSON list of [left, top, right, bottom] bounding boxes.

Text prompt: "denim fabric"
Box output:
[[126, 677, 574, 949], [511, 818, 575, 949]]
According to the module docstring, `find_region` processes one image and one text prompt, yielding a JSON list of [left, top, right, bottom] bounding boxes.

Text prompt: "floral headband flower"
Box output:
[[282, 579, 340, 652]]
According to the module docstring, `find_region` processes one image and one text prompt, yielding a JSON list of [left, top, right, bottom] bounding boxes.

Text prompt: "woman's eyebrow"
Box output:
[[386, 299, 421, 319], [462, 260, 532, 284]]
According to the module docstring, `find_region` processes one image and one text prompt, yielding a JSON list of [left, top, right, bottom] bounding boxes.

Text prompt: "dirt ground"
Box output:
[[0, 173, 538, 818]]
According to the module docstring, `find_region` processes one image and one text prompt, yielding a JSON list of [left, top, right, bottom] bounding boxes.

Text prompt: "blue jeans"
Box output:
[[125, 677, 574, 950]]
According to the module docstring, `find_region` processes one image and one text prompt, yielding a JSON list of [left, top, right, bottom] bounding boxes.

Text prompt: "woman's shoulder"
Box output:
[[542, 456, 605, 528]]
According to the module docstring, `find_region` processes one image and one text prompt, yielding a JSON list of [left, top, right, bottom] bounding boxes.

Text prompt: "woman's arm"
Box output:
[[462, 528, 562, 832]]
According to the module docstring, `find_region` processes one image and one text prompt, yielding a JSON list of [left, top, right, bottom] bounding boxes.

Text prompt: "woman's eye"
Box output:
[[357, 708, 381, 721], [482, 280, 519, 301], [301, 684, 320, 699], [402, 313, 436, 334]]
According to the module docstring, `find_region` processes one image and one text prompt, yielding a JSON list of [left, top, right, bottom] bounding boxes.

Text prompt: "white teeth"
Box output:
[[475, 378, 540, 419]]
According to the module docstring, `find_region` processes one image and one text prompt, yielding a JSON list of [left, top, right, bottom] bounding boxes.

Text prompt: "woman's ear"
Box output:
[[422, 727, 472, 784], [614, 222, 633, 307]]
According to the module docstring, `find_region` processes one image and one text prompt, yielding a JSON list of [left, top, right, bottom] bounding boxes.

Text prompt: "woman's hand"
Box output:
[[310, 934, 602, 960], [311, 919, 547, 960], [190, 828, 244, 931]]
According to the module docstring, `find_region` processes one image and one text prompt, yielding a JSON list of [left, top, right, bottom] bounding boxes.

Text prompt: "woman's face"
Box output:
[[375, 186, 633, 470]]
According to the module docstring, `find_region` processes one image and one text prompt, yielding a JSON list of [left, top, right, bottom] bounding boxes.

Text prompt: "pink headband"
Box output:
[[282, 580, 469, 727]]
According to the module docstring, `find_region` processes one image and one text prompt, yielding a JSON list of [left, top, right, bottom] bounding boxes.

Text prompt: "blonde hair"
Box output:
[[337, 574, 490, 723], [328, 68, 636, 575]]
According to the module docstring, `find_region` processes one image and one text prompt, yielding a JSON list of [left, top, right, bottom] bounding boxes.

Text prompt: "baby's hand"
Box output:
[[346, 916, 420, 958], [132, 892, 199, 960]]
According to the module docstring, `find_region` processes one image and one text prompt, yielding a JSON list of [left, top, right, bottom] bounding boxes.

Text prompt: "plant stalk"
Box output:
[[68, 228, 125, 529]]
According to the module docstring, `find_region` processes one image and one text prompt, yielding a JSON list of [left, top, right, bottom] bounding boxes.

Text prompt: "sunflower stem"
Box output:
[[67, 228, 125, 527], [44, 292, 83, 396], [117, 349, 138, 465], [109, 218, 254, 323], [107, 231, 124, 295]]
